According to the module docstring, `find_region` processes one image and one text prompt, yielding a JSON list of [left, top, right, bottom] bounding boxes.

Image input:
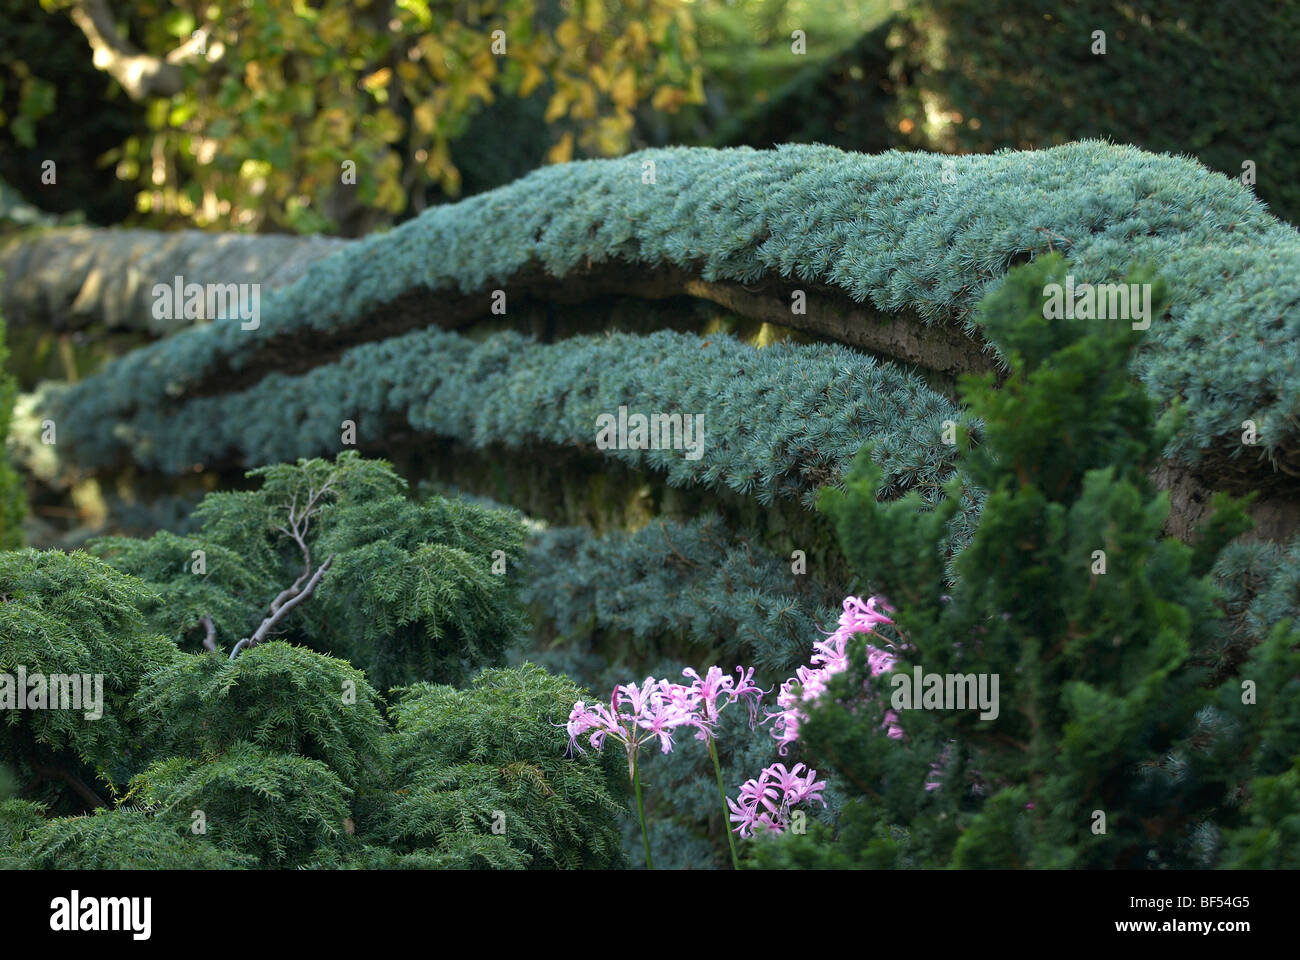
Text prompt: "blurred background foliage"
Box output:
[[4, 0, 705, 234], [0, 0, 889, 235], [7, 1, 1290, 235], [717, 1, 1300, 225]]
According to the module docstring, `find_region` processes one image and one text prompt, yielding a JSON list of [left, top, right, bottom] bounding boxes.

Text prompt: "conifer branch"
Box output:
[[255, 554, 333, 641], [230, 475, 340, 659]]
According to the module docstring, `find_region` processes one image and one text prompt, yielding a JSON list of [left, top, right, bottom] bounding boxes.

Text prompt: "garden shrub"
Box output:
[[89, 451, 529, 690], [124, 743, 354, 868], [0, 299, 22, 549], [129, 642, 390, 793], [63, 326, 967, 520], [524, 515, 840, 674], [0, 548, 178, 804], [2, 803, 256, 869], [1, 453, 627, 869], [371, 664, 628, 870], [42, 142, 1294, 480], [749, 256, 1300, 869]]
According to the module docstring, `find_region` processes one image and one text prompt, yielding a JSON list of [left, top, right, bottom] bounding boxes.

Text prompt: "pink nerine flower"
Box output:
[[566, 677, 711, 778], [728, 762, 828, 838], [566, 700, 619, 752], [766, 595, 899, 754], [839, 594, 896, 635], [682, 665, 768, 733], [883, 708, 904, 740], [729, 666, 766, 726], [682, 666, 731, 723]]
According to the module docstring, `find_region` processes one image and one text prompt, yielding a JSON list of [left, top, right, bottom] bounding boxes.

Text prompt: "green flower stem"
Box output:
[[631, 749, 653, 870], [708, 736, 740, 870]]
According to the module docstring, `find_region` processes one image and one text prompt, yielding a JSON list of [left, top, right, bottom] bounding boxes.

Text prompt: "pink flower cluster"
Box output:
[[560, 597, 909, 851], [565, 666, 766, 771], [767, 596, 901, 753], [566, 677, 704, 761], [727, 762, 828, 838], [682, 665, 765, 729]]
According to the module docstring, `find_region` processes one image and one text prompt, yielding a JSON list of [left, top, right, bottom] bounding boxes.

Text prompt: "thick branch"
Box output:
[[27, 760, 107, 809], [67, 0, 194, 100], [0, 227, 349, 336], [250, 554, 333, 646], [229, 554, 335, 660], [266, 568, 309, 616]]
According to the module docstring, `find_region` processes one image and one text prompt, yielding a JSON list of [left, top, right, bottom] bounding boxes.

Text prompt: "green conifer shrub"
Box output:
[[129, 642, 389, 793], [1215, 622, 1300, 868], [1, 803, 256, 869], [0, 299, 23, 550], [752, 255, 1300, 869], [367, 664, 628, 869], [0, 549, 177, 807], [1, 453, 629, 869], [1217, 537, 1300, 650], [89, 451, 529, 689], [82, 531, 270, 651], [47, 141, 1300, 495], [63, 327, 961, 502], [524, 515, 840, 673], [125, 743, 355, 868]]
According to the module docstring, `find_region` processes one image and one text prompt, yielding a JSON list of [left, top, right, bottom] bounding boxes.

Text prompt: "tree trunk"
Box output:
[[0, 226, 348, 336]]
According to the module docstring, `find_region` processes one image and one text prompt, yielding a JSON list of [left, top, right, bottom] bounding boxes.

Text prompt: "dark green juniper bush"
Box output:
[[88, 451, 528, 689], [0, 294, 22, 550], [1, 453, 626, 868], [751, 256, 1300, 869]]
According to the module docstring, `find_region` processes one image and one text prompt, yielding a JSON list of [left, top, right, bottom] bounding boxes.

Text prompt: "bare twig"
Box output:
[[229, 555, 335, 661], [229, 476, 340, 661], [200, 614, 218, 652]]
